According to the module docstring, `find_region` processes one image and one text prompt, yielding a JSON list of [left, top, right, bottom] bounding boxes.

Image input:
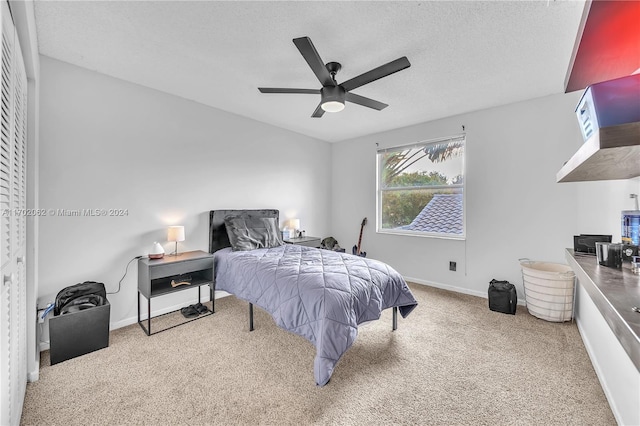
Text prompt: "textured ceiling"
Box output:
[[34, 0, 585, 143]]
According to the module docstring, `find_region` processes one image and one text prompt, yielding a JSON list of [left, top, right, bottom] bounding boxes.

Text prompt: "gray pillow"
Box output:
[[224, 216, 284, 251]]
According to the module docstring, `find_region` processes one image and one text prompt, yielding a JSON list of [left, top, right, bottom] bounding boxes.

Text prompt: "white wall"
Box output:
[[575, 177, 640, 239], [331, 92, 639, 299], [38, 55, 640, 333], [38, 56, 331, 329]]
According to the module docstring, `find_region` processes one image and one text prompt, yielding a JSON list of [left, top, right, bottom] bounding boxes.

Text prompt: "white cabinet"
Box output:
[[574, 283, 639, 425], [566, 251, 640, 425]]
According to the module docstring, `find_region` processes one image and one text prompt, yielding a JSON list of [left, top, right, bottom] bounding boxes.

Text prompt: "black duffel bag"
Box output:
[[54, 281, 107, 315], [488, 279, 517, 315]]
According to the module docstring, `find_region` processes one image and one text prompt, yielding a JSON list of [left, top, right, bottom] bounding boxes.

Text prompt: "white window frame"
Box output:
[[376, 134, 466, 240]]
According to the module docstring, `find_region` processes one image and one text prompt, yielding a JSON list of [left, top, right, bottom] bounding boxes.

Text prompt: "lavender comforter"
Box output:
[[213, 244, 418, 386]]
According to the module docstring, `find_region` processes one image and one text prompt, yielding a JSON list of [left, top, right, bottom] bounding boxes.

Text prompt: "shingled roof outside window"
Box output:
[[402, 193, 463, 234]]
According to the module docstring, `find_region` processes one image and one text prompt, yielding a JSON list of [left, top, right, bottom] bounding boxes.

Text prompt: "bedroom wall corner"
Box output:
[[38, 56, 332, 334]]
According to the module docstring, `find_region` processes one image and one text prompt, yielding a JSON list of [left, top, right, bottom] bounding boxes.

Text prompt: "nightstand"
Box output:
[[284, 236, 321, 248], [137, 250, 214, 335]]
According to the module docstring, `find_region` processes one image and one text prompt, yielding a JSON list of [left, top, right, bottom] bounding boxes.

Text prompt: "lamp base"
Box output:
[[170, 241, 180, 256]]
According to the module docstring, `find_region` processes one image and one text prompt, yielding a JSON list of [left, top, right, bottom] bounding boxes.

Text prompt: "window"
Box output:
[[377, 135, 465, 238]]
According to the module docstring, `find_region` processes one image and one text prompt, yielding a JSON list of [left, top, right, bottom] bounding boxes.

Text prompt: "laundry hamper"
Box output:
[[519, 259, 575, 322]]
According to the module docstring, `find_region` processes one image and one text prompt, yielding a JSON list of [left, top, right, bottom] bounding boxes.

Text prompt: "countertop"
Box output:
[[565, 249, 640, 371]]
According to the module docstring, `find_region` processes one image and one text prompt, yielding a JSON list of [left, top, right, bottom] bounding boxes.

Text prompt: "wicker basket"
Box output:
[[520, 260, 575, 322]]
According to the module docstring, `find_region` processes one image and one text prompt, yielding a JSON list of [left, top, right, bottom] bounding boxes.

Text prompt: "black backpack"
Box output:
[[54, 281, 107, 316], [488, 279, 517, 315]]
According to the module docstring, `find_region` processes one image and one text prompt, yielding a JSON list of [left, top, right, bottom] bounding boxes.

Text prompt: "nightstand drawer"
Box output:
[[284, 236, 321, 248], [149, 258, 213, 280]]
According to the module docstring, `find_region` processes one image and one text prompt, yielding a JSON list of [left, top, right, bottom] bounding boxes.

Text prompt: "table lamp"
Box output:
[[167, 225, 185, 256]]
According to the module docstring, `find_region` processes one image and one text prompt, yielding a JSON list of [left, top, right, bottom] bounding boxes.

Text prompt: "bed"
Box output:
[[209, 209, 418, 386]]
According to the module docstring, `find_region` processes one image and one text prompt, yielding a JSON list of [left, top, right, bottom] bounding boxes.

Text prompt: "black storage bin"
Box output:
[[488, 279, 517, 315], [49, 300, 110, 365]]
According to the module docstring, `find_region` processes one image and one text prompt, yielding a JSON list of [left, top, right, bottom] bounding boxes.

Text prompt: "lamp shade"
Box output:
[[288, 219, 300, 230], [167, 225, 185, 242]]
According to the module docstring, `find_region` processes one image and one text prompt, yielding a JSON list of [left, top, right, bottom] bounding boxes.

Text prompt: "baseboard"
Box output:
[[404, 276, 527, 306], [38, 292, 232, 353], [39, 280, 500, 351], [39, 280, 528, 350], [27, 369, 39, 382], [108, 291, 231, 331]]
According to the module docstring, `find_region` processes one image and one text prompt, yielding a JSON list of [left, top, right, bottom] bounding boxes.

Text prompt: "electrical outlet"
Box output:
[[449, 261, 457, 271]]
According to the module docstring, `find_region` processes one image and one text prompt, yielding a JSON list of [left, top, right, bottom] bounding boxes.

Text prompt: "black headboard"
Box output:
[[209, 209, 280, 253]]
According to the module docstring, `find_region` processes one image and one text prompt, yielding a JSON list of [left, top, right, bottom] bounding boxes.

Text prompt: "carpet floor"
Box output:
[[21, 283, 615, 425]]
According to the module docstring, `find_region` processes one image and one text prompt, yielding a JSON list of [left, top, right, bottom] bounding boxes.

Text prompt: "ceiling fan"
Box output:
[[258, 37, 411, 118]]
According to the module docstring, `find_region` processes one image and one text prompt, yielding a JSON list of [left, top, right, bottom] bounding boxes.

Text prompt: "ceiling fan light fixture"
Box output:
[[320, 85, 346, 113], [321, 100, 345, 113]]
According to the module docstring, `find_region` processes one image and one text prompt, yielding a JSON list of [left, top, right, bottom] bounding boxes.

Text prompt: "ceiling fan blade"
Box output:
[[258, 88, 320, 94], [340, 57, 411, 92], [311, 103, 325, 118], [345, 92, 388, 110], [293, 37, 335, 87]]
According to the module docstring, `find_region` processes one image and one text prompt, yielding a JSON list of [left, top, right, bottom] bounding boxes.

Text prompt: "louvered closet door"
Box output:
[[0, 0, 27, 424]]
